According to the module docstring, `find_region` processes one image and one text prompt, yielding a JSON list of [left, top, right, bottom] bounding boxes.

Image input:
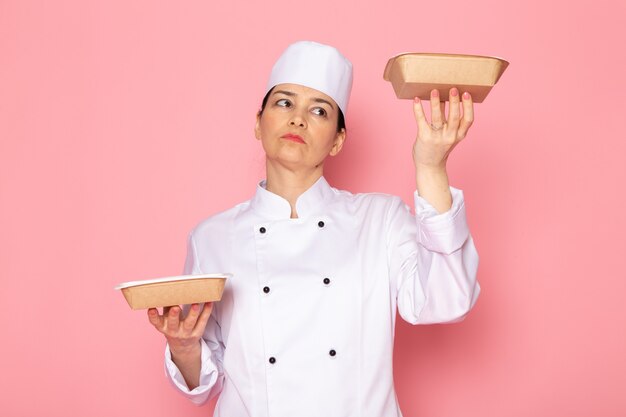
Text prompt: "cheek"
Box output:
[[312, 114, 338, 135], [260, 113, 283, 134], [255, 120, 269, 140], [315, 125, 340, 148]]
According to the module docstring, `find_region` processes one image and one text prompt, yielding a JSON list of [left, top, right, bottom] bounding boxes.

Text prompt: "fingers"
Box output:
[[430, 89, 443, 127], [447, 88, 461, 130], [458, 92, 474, 139], [147, 308, 162, 328], [166, 305, 181, 332], [148, 302, 214, 344], [413, 97, 429, 132], [182, 303, 199, 331], [183, 303, 212, 333], [147, 306, 179, 333], [193, 302, 213, 335]]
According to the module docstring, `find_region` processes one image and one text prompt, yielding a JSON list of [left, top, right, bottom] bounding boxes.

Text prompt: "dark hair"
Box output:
[[259, 87, 346, 133]]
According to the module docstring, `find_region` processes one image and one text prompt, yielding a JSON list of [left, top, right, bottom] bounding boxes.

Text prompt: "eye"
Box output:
[[275, 98, 291, 108], [311, 107, 327, 117]]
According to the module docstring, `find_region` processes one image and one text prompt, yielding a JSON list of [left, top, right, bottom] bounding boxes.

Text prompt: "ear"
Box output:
[[254, 111, 262, 141], [329, 128, 346, 156]]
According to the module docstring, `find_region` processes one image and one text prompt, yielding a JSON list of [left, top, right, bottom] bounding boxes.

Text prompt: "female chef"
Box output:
[[147, 41, 480, 416]]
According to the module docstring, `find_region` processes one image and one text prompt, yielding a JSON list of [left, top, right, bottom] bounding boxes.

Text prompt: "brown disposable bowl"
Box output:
[[383, 53, 509, 103], [115, 273, 230, 310]]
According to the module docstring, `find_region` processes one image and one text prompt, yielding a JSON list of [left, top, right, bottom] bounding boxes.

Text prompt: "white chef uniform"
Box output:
[[163, 176, 480, 416]]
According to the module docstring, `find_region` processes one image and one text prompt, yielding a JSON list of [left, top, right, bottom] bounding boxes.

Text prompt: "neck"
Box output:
[[265, 161, 324, 218]]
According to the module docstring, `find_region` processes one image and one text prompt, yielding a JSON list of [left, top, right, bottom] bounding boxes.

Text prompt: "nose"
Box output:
[[289, 112, 306, 128]]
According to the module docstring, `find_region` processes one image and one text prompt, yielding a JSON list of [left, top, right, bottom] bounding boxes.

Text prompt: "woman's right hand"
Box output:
[[147, 302, 213, 357]]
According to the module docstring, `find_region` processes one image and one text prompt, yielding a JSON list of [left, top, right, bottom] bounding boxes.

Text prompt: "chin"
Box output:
[[273, 147, 304, 161], [267, 153, 308, 170]]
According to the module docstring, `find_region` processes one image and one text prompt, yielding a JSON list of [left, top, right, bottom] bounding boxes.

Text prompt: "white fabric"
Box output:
[[164, 176, 480, 416], [266, 41, 353, 115]]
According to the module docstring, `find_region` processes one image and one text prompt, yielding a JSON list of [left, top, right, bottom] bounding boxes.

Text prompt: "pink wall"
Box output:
[[1, 0, 625, 415]]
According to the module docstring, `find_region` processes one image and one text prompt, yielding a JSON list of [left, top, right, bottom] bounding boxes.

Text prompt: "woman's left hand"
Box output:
[[412, 88, 474, 170]]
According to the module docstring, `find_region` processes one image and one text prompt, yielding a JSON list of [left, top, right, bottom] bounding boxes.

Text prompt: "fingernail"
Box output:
[[450, 88, 458, 97], [463, 92, 471, 100], [432, 90, 439, 98], [414, 97, 420, 103]]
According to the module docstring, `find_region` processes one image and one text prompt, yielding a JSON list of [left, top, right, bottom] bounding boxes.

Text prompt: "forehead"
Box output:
[[271, 83, 337, 108]]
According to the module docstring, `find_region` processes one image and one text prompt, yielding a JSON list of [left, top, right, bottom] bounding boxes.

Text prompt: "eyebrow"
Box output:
[[272, 90, 335, 110]]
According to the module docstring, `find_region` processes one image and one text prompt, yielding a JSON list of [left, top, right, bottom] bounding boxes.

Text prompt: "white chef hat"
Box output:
[[265, 41, 353, 116]]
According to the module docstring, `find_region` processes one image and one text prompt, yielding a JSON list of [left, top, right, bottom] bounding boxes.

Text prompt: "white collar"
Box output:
[[250, 176, 334, 220]]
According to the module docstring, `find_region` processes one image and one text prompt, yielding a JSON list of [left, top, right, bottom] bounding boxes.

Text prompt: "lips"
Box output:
[[281, 133, 305, 144]]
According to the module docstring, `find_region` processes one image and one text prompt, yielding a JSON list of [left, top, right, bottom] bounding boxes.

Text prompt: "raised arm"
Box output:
[[389, 88, 479, 324], [412, 88, 474, 213]]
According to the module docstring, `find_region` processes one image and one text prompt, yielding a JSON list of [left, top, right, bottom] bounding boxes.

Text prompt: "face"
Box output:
[[255, 83, 346, 171]]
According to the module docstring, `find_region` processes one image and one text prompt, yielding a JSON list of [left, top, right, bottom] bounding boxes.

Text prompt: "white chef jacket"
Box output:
[[164, 176, 480, 417]]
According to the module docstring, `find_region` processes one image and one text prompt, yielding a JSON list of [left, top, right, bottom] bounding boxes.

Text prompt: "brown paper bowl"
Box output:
[[115, 273, 230, 310], [383, 53, 509, 103]]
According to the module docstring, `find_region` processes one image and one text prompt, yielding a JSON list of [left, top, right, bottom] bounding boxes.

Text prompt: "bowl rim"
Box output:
[[114, 273, 232, 290]]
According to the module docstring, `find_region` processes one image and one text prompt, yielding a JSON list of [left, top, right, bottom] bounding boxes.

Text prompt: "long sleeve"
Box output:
[[388, 186, 480, 324], [163, 232, 226, 405]]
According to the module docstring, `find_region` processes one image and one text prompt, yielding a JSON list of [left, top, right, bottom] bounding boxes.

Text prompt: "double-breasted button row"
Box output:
[[262, 278, 331, 294], [258, 221, 326, 235], [268, 350, 336, 365]]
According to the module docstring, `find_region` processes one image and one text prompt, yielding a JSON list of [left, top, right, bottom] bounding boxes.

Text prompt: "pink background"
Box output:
[[1, 0, 625, 416]]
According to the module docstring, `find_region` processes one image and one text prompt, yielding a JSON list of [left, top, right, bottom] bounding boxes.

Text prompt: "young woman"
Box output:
[[147, 41, 480, 416]]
